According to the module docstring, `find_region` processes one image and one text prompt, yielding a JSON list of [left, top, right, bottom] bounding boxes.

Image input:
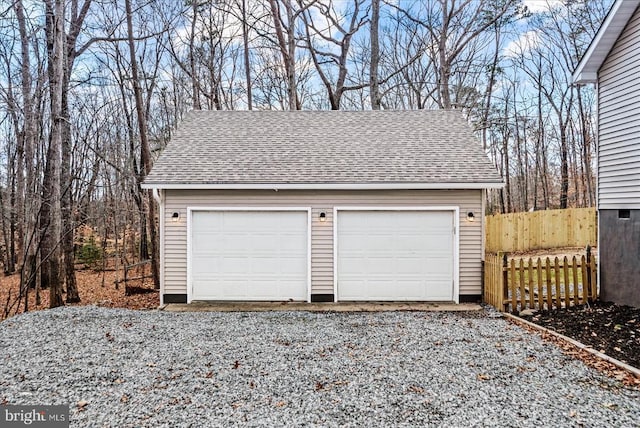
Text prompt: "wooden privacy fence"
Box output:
[[484, 250, 598, 313], [485, 207, 597, 252]]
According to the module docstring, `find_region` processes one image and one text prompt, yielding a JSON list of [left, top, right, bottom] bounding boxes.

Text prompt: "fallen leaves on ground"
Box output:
[[0, 268, 158, 320], [509, 316, 640, 389], [519, 302, 640, 369]]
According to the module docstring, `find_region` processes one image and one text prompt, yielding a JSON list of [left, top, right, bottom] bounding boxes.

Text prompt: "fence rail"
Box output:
[[484, 250, 597, 313], [485, 207, 597, 252], [114, 259, 154, 295]]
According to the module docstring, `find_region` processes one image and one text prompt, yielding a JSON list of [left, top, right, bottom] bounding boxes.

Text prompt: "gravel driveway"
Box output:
[[1, 306, 638, 427]]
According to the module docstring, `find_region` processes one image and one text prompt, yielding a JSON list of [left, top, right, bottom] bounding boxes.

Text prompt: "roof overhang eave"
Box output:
[[572, 0, 640, 84], [141, 181, 506, 191], [572, 71, 598, 85]]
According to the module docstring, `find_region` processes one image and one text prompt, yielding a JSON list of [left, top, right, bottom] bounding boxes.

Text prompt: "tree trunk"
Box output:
[[242, 0, 252, 110], [559, 123, 569, 209], [189, 1, 201, 110], [15, 0, 38, 293], [61, 81, 79, 303], [438, 2, 451, 109], [268, 0, 298, 110], [125, 0, 160, 289], [370, 0, 380, 110], [43, 0, 65, 308], [576, 87, 594, 207]]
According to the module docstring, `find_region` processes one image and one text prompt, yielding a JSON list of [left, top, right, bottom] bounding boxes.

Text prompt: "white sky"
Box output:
[[503, 30, 541, 58], [522, 0, 563, 13]]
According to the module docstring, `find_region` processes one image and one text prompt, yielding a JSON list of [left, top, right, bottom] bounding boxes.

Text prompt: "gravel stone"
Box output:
[[1, 306, 638, 427]]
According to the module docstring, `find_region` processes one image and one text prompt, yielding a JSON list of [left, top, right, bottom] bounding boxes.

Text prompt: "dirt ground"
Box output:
[[0, 268, 158, 320], [520, 301, 640, 369], [502, 246, 640, 374]]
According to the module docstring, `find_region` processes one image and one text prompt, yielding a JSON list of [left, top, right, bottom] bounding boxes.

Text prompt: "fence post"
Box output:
[[123, 265, 128, 291], [586, 245, 592, 301], [502, 253, 509, 312]]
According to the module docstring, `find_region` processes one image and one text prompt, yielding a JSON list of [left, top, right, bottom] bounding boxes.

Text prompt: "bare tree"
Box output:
[[369, 0, 380, 110], [390, 0, 520, 109], [300, 0, 369, 110], [125, 0, 160, 289], [41, 0, 65, 307], [267, 0, 316, 110]]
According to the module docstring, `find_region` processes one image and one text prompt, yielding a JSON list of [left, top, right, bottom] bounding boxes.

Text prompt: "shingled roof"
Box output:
[[142, 110, 503, 189]]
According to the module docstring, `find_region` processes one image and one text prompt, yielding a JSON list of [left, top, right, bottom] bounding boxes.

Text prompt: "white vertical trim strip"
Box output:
[[481, 189, 486, 260], [159, 190, 165, 305], [306, 207, 312, 303], [186, 207, 193, 304], [332, 207, 339, 303], [453, 206, 460, 304]]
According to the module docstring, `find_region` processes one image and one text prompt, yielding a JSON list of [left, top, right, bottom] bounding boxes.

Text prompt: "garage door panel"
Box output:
[[279, 258, 307, 274], [361, 235, 394, 250], [192, 233, 221, 252], [337, 210, 455, 301], [424, 257, 453, 273], [396, 257, 426, 273], [192, 213, 223, 231], [279, 235, 308, 252], [393, 280, 425, 298], [190, 210, 308, 301], [217, 257, 248, 274], [192, 256, 220, 273]]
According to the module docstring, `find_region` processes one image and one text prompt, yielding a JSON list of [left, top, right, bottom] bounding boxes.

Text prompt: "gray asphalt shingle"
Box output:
[[143, 110, 503, 186]]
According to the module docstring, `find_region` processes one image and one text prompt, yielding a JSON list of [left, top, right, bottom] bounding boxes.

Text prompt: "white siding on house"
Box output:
[[162, 189, 483, 297], [598, 4, 640, 209]]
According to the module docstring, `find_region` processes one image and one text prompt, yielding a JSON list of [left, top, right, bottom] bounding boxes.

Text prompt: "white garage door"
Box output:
[[189, 210, 308, 301], [337, 210, 455, 301]]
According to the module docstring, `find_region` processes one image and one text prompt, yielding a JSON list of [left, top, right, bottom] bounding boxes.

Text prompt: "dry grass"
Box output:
[[0, 268, 159, 320]]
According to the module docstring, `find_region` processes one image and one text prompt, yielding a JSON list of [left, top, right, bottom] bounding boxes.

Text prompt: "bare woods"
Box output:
[[0, 0, 610, 309]]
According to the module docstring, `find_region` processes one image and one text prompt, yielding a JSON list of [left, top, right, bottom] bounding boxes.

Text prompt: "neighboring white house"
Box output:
[[142, 110, 503, 304], [573, 0, 640, 306]]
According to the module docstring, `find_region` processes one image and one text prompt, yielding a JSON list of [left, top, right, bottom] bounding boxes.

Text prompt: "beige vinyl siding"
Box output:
[[598, 4, 640, 209], [311, 207, 333, 294], [162, 189, 483, 297]]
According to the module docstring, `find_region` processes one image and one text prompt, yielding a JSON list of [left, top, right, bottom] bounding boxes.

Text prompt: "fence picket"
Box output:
[[510, 259, 517, 313], [590, 258, 597, 301], [581, 255, 588, 304], [536, 258, 543, 310], [483, 251, 597, 313], [528, 258, 534, 309], [571, 257, 579, 305], [519, 259, 526, 311], [563, 256, 570, 308], [554, 257, 562, 309], [502, 254, 509, 311], [545, 258, 552, 310]]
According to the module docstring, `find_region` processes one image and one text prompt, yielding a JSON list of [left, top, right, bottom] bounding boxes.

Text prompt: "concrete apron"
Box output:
[[160, 302, 482, 313]]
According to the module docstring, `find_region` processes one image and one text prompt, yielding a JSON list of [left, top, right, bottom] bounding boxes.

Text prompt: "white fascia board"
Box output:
[[141, 181, 505, 191], [572, 0, 640, 84], [573, 71, 598, 84]]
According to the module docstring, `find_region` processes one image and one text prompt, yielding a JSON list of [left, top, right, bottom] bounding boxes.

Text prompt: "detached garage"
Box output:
[[142, 110, 503, 304]]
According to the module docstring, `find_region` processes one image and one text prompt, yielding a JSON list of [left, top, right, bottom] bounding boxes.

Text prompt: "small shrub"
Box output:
[[76, 237, 103, 269]]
